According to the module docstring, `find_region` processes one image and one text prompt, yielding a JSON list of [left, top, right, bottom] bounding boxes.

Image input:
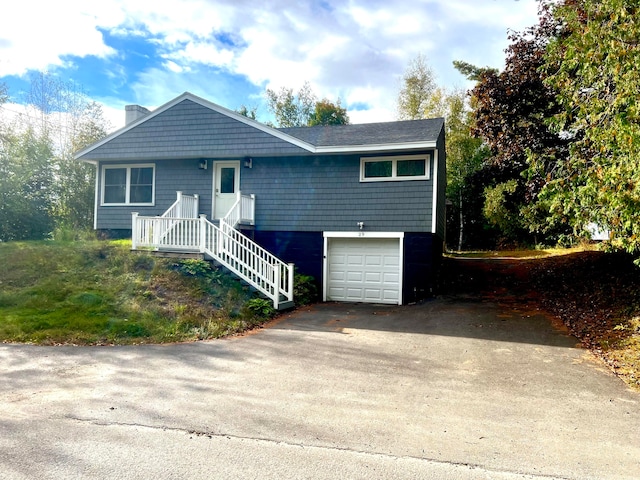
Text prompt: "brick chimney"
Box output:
[[125, 104, 151, 125]]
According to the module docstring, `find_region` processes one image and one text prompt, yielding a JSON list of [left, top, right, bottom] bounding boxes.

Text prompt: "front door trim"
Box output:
[[212, 160, 240, 219]]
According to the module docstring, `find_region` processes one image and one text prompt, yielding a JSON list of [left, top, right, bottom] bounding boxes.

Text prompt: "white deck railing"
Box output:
[[131, 192, 293, 309], [151, 191, 200, 248]]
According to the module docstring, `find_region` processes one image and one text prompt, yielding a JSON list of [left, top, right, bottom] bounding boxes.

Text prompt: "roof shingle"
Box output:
[[278, 118, 444, 147]]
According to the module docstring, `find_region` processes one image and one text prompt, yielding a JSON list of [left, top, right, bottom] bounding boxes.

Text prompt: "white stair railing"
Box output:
[[221, 191, 255, 231], [199, 215, 293, 309], [131, 194, 294, 309]]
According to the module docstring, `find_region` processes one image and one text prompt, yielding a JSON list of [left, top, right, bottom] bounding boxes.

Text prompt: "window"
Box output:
[[364, 161, 392, 178], [102, 164, 155, 205], [360, 155, 430, 182], [219, 167, 236, 194]]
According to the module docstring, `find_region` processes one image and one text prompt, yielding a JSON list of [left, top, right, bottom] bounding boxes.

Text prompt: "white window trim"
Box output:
[[431, 149, 439, 234], [101, 163, 156, 206], [360, 154, 431, 182]]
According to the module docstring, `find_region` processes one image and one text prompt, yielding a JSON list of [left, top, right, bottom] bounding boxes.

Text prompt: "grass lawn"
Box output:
[[3, 240, 637, 391], [0, 240, 271, 345]]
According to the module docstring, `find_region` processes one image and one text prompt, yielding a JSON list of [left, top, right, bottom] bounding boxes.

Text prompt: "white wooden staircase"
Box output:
[[131, 192, 294, 310]]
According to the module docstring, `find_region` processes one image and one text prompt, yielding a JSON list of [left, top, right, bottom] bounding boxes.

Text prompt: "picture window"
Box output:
[[360, 155, 430, 182], [102, 164, 155, 205]]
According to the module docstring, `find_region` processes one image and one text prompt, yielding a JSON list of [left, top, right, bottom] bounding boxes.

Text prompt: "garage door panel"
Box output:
[[347, 271, 364, 282], [364, 291, 381, 301], [346, 288, 364, 300], [327, 237, 401, 305], [331, 257, 346, 265], [365, 272, 382, 283], [329, 287, 345, 297], [384, 256, 400, 267], [365, 255, 382, 266], [383, 272, 399, 283], [347, 254, 364, 265]]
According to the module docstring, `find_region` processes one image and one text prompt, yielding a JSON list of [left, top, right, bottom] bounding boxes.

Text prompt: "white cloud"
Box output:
[[348, 106, 395, 124], [0, 1, 116, 76], [163, 60, 185, 74], [164, 42, 235, 69], [99, 103, 126, 133], [0, 0, 541, 123]]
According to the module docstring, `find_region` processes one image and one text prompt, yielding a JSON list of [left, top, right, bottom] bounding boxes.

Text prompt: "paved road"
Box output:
[[1, 299, 639, 479]]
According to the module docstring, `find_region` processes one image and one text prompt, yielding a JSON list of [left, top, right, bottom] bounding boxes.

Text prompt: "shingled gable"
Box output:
[[74, 92, 315, 162], [75, 92, 442, 162]]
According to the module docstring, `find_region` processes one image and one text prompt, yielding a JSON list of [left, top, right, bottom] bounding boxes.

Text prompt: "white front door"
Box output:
[[213, 161, 240, 219]]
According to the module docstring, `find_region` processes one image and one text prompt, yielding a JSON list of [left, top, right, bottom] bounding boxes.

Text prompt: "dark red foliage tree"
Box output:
[[469, 7, 572, 243]]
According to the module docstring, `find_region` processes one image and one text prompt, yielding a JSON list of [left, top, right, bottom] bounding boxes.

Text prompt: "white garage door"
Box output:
[[327, 237, 401, 304]]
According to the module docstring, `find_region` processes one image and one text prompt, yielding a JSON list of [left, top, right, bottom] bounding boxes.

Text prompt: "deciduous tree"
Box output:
[[236, 104, 258, 120], [265, 82, 349, 127], [308, 98, 349, 126], [398, 56, 488, 249], [540, 0, 640, 255], [265, 81, 316, 127], [396, 54, 437, 120], [0, 126, 55, 241], [0, 74, 110, 240], [469, 15, 571, 245], [56, 101, 109, 231], [443, 88, 490, 250]]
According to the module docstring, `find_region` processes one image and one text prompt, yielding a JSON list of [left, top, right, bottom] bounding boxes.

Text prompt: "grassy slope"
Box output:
[[0, 240, 260, 345], [4, 241, 636, 390], [441, 248, 640, 391]]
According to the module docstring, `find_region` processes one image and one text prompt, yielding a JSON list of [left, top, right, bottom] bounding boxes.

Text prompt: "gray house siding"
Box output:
[[241, 152, 435, 233], [78, 92, 446, 304], [81, 99, 309, 162], [96, 159, 213, 230]]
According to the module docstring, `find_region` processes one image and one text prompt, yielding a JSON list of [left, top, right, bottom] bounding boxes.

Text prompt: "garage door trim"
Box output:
[[323, 232, 404, 305]]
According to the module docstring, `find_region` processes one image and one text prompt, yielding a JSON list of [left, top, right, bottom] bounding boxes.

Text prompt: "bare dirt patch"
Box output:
[[440, 250, 640, 391]]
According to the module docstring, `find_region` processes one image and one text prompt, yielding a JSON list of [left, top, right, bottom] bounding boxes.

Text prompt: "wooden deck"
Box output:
[[132, 249, 204, 260]]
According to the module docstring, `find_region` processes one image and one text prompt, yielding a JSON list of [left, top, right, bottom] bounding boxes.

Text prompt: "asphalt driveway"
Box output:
[[1, 299, 639, 479]]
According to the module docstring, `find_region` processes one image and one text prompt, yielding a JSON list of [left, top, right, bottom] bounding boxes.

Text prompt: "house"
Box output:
[[74, 92, 446, 309]]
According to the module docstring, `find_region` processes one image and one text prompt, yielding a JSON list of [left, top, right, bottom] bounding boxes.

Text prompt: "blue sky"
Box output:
[[0, 0, 539, 130]]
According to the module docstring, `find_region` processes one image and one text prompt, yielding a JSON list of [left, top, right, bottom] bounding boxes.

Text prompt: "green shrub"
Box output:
[[51, 225, 96, 242], [294, 273, 318, 306], [173, 259, 212, 277], [244, 298, 276, 318]]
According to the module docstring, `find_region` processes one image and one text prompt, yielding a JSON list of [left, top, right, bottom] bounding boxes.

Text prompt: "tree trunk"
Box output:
[[458, 193, 464, 252]]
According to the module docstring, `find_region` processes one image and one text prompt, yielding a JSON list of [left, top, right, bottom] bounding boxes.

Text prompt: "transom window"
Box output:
[[360, 155, 430, 182], [102, 164, 155, 205]]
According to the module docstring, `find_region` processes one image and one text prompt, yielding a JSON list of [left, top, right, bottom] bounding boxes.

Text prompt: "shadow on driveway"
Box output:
[[272, 299, 577, 348]]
